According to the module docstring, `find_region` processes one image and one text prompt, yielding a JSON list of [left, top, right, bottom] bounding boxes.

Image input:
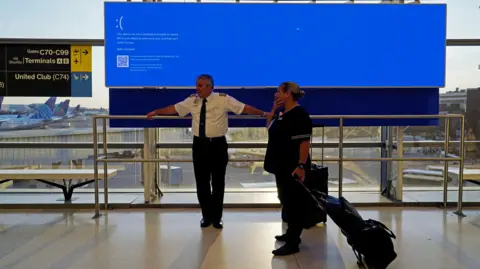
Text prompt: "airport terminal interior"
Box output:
[[2, 0, 480, 268]]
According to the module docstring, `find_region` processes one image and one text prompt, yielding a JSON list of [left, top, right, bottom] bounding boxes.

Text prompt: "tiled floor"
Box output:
[[1, 208, 480, 269]]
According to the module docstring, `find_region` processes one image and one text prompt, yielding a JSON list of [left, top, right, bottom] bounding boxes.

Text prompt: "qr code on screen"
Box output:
[[116, 55, 129, 68]]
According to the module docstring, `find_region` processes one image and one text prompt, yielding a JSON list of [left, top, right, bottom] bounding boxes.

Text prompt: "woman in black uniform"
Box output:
[[264, 81, 312, 256]]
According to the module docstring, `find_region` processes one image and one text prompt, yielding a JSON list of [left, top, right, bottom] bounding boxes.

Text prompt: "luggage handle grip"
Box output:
[[294, 175, 328, 212]]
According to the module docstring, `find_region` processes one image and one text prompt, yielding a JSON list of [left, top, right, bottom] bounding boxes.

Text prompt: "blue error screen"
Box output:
[[104, 3, 446, 88]]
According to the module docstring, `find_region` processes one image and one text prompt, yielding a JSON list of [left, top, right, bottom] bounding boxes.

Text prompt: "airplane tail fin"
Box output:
[[29, 103, 54, 120], [45, 97, 57, 112], [53, 101, 64, 116], [53, 99, 70, 116], [60, 99, 70, 112]]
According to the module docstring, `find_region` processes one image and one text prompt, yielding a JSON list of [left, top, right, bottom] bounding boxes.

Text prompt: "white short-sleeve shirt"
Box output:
[[174, 92, 245, 138]]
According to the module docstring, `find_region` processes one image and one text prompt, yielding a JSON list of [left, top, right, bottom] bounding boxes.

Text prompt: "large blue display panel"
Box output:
[[104, 3, 446, 88], [109, 88, 439, 127]]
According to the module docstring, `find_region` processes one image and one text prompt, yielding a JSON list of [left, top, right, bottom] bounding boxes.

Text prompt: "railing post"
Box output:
[[339, 117, 344, 197], [443, 118, 450, 208], [396, 126, 404, 201], [455, 115, 466, 217], [103, 118, 109, 210], [155, 127, 162, 197], [143, 128, 152, 202], [92, 116, 101, 219]]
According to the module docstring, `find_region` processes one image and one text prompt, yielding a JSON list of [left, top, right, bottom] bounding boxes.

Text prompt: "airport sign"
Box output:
[[0, 44, 92, 97]]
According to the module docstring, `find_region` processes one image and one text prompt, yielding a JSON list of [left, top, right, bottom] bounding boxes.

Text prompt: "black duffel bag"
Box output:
[[308, 190, 397, 268]]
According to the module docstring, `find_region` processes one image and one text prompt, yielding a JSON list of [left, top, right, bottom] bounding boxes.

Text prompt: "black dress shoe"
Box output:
[[272, 243, 300, 256], [212, 220, 223, 229], [200, 218, 211, 228], [275, 234, 301, 243]]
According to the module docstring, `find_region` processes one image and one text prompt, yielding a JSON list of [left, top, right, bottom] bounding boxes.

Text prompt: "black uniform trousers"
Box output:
[[275, 172, 308, 245], [192, 135, 229, 222]]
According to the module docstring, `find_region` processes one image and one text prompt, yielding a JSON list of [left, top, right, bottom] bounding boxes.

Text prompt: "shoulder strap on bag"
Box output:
[[366, 219, 396, 239]]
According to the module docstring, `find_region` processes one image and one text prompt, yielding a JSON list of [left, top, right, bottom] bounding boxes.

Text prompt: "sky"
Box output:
[[0, 0, 479, 108]]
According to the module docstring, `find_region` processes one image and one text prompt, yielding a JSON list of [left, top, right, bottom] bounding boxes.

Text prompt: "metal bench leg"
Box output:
[[36, 179, 74, 201]]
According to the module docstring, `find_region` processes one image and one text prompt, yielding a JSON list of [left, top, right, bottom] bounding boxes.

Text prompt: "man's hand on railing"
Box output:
[[263, 112, 274, 118], [146, 111, 156, 120]]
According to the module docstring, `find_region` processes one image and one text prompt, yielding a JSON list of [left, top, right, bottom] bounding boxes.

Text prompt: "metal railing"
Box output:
[[92, 114, 466, 219], [0, 140, 478, 149]]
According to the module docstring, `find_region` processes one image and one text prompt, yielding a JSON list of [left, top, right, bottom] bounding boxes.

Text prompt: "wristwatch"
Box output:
[[298, 163, 305, 169]]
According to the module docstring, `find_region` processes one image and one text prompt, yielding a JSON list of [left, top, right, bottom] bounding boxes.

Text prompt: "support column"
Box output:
[[396, 126, 404, 201], [381, 126, 397, 200], [143, 129, 151, 202], [142, 128, 157, 202]]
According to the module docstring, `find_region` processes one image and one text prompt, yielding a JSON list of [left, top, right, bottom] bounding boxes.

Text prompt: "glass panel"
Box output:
[[398, 45, 480, 202], [0, 148, 143, 204], [158, 144, 382, 192], [445, 46, 480, 92]]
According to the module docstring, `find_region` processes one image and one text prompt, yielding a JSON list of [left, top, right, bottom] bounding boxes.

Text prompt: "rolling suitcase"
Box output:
[[301, 187, 397, 269], [282, 124, 329, 227]]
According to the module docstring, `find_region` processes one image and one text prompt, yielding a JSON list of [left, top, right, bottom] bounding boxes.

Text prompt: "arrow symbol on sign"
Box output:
[[74, 74, 79, 80], [82, 74, 89, 80], [82, 50, 88, 55]]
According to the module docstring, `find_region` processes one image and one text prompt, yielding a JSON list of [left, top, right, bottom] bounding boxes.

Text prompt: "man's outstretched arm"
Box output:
[[225, 95, 270, 117], [147, 105, 178, 118], [146, 97, 193, 119], [242, 104, 267, 116]]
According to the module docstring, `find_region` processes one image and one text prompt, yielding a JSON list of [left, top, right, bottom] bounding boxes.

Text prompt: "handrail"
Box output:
[[91, 113, 466, 219], [0, 140, 477, 149], [0, 140, 478, 149], [96, 157, 463, 163], [94, 114, 464, 119], [0, 141, 385, 149]]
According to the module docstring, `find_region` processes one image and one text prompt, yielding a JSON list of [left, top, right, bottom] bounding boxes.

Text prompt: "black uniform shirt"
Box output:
[[264, 106, 313, 175]]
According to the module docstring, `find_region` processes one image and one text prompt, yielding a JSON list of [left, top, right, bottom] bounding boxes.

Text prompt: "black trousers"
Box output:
[[192, 136, 229, 222], [275, 172, 306, 244]]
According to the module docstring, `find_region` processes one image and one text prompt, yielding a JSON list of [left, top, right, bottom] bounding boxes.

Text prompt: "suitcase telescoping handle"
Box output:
[[293, 174, 327, 211]]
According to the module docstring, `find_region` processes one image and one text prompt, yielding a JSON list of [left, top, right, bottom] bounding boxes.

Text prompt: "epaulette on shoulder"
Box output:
[[189, 94, 197, 98], [219, 93, 227, 97]]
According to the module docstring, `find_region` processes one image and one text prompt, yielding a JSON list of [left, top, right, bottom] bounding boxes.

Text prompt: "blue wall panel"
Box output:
[[109, 88, 439, 127]]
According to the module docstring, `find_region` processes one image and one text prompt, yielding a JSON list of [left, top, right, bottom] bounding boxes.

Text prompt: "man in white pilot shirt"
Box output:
[[147, 74, 269, 229]]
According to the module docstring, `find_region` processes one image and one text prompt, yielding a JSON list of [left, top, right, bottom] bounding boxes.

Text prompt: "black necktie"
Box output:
[[199, 98, 207, 138]]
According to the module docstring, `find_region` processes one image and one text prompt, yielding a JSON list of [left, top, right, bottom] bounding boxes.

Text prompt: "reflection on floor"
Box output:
[[1, 208, 480, 269]]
